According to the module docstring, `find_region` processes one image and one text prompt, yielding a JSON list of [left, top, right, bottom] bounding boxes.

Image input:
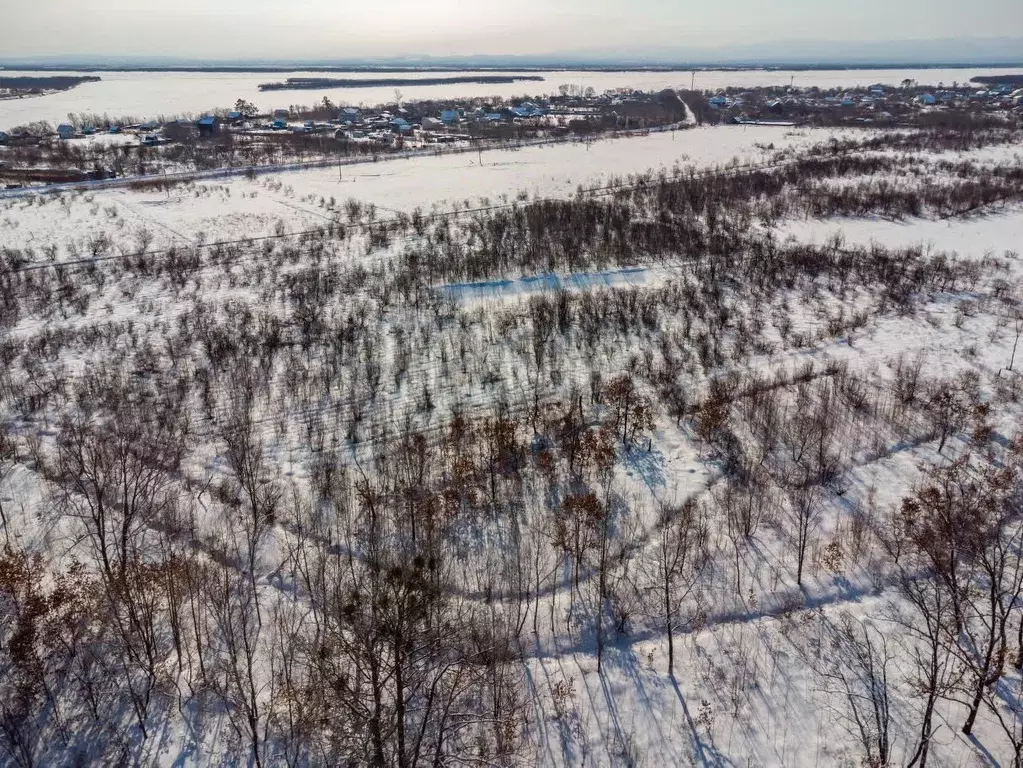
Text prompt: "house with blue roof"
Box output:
[[390, 117, 412, 133], [197, 115, 220, 137], [440, 109, 460, 124]]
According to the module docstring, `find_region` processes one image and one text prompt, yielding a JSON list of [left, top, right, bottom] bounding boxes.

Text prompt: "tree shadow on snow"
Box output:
[[668, 675, 736, 767], [622, 443, 667, 493]]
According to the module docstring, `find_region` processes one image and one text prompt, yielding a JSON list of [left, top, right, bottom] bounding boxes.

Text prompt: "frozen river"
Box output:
[[2, 66, 1021, 129]]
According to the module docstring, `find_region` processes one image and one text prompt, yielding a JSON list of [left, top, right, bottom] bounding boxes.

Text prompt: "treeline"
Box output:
[[258, 75, 545, 91], [0, 75, 100, 93]]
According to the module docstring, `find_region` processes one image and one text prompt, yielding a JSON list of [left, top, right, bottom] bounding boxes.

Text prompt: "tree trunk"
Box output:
[[962, 686, 982, 736], [907, 692, 935, 768], [665, 581, 675, 675]]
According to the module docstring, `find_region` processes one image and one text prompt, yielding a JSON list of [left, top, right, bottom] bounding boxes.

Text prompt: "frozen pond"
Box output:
[[2, 66, 1021, 129]]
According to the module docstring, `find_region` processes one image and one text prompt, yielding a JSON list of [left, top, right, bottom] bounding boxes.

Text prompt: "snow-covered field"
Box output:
[[1, 124, 1023, 767], [0, 125, 861, 257], [777, 205, 1023, 259]]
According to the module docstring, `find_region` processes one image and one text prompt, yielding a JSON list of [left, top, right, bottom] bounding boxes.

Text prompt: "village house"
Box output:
[[197, 115, 220, 137], [339, 107, 361, 124], [389, 117, 412, 134]]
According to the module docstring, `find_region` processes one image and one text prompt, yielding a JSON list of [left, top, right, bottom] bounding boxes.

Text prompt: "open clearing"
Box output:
[[1, 125, 858, 257]]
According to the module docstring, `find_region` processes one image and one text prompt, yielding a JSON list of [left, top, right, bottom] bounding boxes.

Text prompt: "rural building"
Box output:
[[197, 116, 220, 136], [56, 124, 75, 139], [390, 117, 412, 133], [421, 116, 444, 130], [508, 105, 544, 118], [440, 109, 460, 124]]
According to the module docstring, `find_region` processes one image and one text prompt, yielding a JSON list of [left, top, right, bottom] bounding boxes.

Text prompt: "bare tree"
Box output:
[[983, 675, 1023, 768], [817, 615, 895, 768], [108, 554, 178, 740], [205, 550, 275, 768], [603, 374, 654, 447], [55, 380, 184, 583], [0, 423, 15, 547], [922, 380, 973, 454], [648, 497, 708, 675], [1008, 309, 1023, 372], [788, 485, 823, 588], [893, 572, 960, 768]]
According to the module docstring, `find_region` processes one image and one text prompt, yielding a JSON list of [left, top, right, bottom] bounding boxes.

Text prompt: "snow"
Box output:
[[2, 122, 1023, 766], [776, 204, 1023, 261], [3, 66, 1021, 129], [1, 125, 859, 257]]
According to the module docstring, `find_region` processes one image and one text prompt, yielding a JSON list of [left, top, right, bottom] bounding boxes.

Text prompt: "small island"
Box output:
[[258, 74, 544, 91], [970, 74, 1023, 87], [0, 75, 102, 99]]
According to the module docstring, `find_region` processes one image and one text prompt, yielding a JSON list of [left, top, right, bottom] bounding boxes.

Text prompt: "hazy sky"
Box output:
[[2, 0, 1022, 60]]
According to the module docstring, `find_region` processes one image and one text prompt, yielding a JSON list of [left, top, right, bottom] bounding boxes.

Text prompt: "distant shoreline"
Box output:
[[971, 74, 1023, 86], [0, 74, 101, 102], [258, 75, 546, 91], [1, 63, 1022, 75]]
